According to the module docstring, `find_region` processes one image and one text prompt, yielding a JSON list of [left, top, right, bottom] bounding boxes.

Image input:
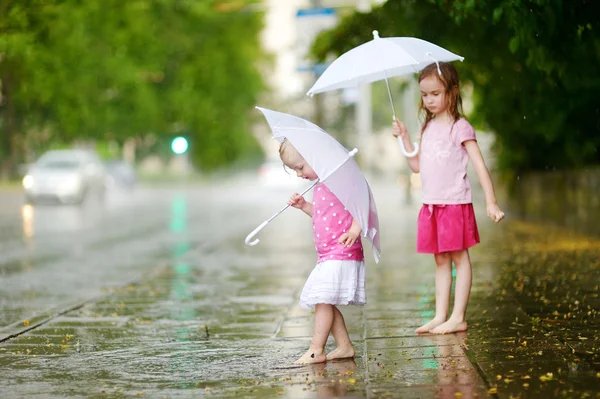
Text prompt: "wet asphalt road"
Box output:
[[1, 175, 599, 398]]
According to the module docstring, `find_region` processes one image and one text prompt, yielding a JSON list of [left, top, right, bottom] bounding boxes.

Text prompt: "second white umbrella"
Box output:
[[307, 31, 464, 157]]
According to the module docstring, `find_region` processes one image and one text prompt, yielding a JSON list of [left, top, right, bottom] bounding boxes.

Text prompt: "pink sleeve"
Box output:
[[454, 119, 476, 146]]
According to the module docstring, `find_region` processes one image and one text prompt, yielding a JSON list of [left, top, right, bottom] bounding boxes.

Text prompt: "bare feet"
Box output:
[[326, 345, 355, 361], [415, 317, 446, 334], [430, 318, 468, 335], [293, 347, 327, 365]]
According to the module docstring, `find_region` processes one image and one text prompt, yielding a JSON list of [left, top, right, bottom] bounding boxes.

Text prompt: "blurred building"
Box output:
[[260, 0, 385, 99], [257, 0, 387, 163]]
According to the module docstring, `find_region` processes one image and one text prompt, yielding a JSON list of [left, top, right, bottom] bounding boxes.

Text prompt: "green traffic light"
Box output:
[[171, 137, 189, 154]]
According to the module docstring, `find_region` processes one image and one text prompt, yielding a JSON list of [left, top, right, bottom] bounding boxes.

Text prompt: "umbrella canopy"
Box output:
[[307, 31, 464, 95], [255, 106, 381, 262], [306, 31, 464, 158]]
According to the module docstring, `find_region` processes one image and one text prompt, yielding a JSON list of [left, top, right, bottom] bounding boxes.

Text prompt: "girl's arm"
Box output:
[[300, 202, 313, 217], [288, 193, 313, 217], [338, 219, 362, 248], [464, 140, 505, 223], [393, 118, 420, 173]]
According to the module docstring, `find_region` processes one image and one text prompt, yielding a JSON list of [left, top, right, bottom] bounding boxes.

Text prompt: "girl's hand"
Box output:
[[288, 193, 306, 210], [486, 203, 505, 223], [338, 220, 362, 248], [392, 118, 407, 138]]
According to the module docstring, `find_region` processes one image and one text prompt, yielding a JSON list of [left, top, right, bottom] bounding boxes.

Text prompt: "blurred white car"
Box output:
[[23, 150, 107, 205], [257, 160, 304, 189]]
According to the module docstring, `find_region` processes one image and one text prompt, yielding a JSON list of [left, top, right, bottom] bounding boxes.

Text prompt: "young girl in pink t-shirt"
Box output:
[[393, 62, 505, 335], [279, 139, 365, 365]]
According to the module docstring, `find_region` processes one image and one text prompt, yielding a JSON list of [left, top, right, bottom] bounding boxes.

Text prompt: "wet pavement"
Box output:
[[1, 176, 599, 398]]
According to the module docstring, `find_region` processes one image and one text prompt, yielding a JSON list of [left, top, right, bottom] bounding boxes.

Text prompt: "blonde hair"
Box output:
[[278, 139, 301, 167]]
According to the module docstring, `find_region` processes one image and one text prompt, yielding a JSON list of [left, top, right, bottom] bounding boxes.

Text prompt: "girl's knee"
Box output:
[[451, 250, 471, 266], [434, 252, 452, 266]]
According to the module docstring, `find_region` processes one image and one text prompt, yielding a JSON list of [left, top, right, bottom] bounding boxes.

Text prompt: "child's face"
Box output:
[[419, 75, 447, 116], [284, 151, 318, 181]]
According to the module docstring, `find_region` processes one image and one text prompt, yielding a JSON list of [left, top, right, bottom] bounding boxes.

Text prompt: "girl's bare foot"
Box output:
[[293, 347, 327, 365], [430, 319, 468, 335], [326, 346, 355, 361], [416, 317, 446, 334]]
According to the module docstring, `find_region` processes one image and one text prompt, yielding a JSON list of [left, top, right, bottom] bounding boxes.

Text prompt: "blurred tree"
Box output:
[[0, 0, 265, 178], [311, 0, 600, 176]]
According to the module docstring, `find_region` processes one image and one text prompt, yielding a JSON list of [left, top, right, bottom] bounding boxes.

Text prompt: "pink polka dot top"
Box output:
[[312, 183, 364, 263]]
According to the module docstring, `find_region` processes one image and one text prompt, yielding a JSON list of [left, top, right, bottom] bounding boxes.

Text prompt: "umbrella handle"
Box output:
[[244, 220, 268, 247], [393, 115, 419, 158], [397, 137, 419, 158]]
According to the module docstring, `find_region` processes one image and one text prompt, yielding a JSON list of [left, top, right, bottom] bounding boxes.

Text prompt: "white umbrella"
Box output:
[[245, 106, 381, 263], [307, 31, 464, 157]]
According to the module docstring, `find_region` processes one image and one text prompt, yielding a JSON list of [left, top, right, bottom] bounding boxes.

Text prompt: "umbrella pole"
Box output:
[[383, 73, 398, 121], [384, 73, 419, 158], [244, 179, 319, 246]]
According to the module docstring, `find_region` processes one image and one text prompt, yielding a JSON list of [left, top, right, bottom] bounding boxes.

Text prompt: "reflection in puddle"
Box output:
[[282, 359, 359, 398], [20, 203, 106, 239], [21, 204, 34, 240], [429, 332, 479, 397], [168, 193, 198, 386]]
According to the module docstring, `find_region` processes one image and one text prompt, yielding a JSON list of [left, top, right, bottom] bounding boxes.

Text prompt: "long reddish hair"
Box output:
[[418, 62, 464, 134]]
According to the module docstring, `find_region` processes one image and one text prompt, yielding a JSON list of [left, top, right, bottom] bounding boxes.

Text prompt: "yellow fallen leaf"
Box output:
[[488, 387, 498, 394], [455, 393, 463, 398], [24, 320, 30, 327], [523, 383, 530, 388], [347, 378, 356, 385]]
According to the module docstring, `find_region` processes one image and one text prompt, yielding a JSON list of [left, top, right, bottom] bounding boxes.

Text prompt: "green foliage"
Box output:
[[0, 0, 265, 174], [311, 0, 600, 175]]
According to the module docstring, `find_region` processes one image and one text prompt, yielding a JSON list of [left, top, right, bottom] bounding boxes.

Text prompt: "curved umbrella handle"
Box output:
[[392, 114, 419, 158], [398, 137, 419, 158], [245, 220, 269, 247]]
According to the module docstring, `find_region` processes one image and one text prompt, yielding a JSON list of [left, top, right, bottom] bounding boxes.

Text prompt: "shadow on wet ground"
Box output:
[[0, 180, 599, 398]]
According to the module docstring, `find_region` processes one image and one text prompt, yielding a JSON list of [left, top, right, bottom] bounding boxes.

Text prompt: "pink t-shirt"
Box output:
[[419, 118, 477, 205], [312, 183, 364, 263]]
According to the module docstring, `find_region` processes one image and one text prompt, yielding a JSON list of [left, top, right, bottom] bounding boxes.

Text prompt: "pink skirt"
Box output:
[[417, 204, 480, 254]]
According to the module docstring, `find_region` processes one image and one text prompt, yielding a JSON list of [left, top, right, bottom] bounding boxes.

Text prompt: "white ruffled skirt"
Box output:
[[299, 259, 366, 309]]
